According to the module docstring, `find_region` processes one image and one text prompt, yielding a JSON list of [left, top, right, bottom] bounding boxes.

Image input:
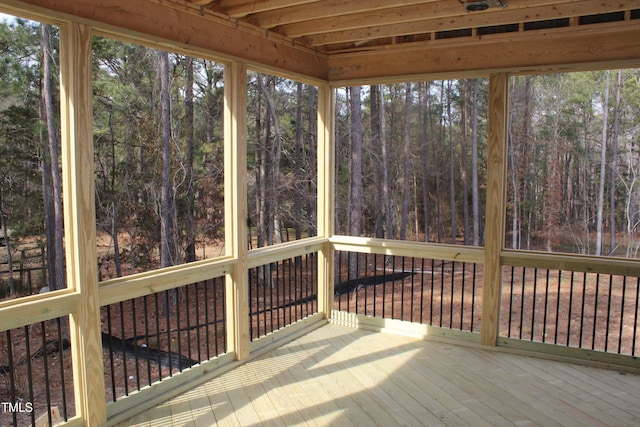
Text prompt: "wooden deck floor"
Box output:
[[116, 324, 640, 426]]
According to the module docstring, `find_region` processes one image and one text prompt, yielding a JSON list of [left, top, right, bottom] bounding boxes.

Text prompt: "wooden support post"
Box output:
[[481, 73, 508, 347], [317, 84, 336, 318], [224, 61, 249, 360], [59, 22, 107, 425]]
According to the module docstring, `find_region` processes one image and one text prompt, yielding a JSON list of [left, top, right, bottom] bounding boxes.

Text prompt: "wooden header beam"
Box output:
[[327, 22, 640, 84], [1, 0, 327, 82]]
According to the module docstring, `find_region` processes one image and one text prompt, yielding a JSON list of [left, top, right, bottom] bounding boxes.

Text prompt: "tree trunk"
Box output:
[[595, 71, 611, 256], [349, 86, 363, 237], [471, 79, 481, 246], [400, 83, 411, 240], [349, 86, 363, 279], [609, 69, 622, 255], [460, 80, 470, 245], [184, 56, 196, 262], [41, 23, 65, 291], [370, 85, 384, 238], [0, 195, 15, 294], [421, 82, 431, 242], [159, 50, 174, 268], [294, 82, 304, 240], [446, 81, 457, 243], [380, 86, 393, 239]]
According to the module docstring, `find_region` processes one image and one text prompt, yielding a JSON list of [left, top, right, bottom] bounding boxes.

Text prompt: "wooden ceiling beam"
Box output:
[[303, 0, 633, 47], [327, 22, 640, 83], [2, 0, 328, 81], [245, 0, 433, 29], [276, 0, 585, 38], [219, 0, 319, 18]]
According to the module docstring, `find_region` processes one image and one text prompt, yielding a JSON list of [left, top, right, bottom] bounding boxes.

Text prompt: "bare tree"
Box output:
[[471, 79, 481, 246], [609, 69, 623, 255], [349, 86, 363, 239], [184, 55, 196, 262], [400, 83, 411, 240], [596, 71, 611, 256], [40, 23, 65, 291], [159, 50, 174, 268]]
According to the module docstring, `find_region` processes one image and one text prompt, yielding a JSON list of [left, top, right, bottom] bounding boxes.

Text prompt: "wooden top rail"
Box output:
[[329, 235, 485, 264], [0, 289, 79, 331], [98, 256, 235, 306], [502, 250, 640, 278], [247, 236, 328, 269]]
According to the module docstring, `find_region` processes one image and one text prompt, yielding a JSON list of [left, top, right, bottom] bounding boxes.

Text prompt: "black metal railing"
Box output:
[[501, 266, 640, 356], [101, 277, 226, 402], [248, 253, 318, 341], [334, 251, 482, 333], [0, 316, 74, 427]]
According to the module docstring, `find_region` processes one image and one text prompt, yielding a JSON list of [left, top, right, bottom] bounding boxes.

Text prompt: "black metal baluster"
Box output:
[[119, 302, 128, 394], [194, 283, 202, 363], [131, 298, 141, 389], [555, 270, 562, 344], [508, 266, 515, 337], [543, 269, 550, 343], [400, 256, 406, 320], [411, 257, 416, 322], [632, 277, 639, 356], [618, 276, 627, 354], [449, 261, 455, 328], [40, 321, 53, 425], [6, 330, 17, 427], [460, 262, 466, 331], [165, 290, 172, 376], [176, 290, 183, 371], [430, 258, 435, 326], [154, 293, 163, 381], [439, 260, 445, 327], [56, 317, 68, 418], [605, 274, 613, 352], [519, 267, 526, 340], [593, 273, 601, 350], [471, 263, 477, 332], [567, 271, 575, 346], [143, 295, 152, 385], [24, 326, 36, 426], [205, 279, 211, 359], [249, 268, 254, 340], [531, 268, 538, 341], [105, 305, 116, 400], [579, 272, 587, 349], [419, 257, 425, 324]]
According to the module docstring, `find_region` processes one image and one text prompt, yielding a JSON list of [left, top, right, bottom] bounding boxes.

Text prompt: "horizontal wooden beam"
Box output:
[[304, 0, 631, 47], [1, 0, 328, 81], [327, 22, 640, 84], [329, 235, 485, 264]]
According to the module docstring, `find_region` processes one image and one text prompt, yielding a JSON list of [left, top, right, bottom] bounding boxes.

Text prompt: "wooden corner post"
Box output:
[[60, 22, 107, 425], [317, 84, 336, 318], [224, 61, 249, 360], [481, 73, 509, 346]]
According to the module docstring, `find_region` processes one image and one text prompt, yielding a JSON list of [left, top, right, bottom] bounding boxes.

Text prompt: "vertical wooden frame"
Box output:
[[59, 22, 107, 424], [317, 84, 336, 317], [224, 61, 249, 360], [481, 73, 509, 346]]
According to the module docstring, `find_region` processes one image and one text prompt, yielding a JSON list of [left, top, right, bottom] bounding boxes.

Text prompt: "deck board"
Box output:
[[116, 324, 640, 426]]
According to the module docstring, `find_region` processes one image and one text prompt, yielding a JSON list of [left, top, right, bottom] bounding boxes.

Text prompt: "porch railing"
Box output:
[[2, 236, 639, 426], [501, 251, 640, 357], [334, 251, 482, 333], [248, 253, 318, 341]]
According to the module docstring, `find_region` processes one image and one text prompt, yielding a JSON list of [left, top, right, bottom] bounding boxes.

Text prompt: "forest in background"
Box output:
[[1, 16, 640, 300]]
